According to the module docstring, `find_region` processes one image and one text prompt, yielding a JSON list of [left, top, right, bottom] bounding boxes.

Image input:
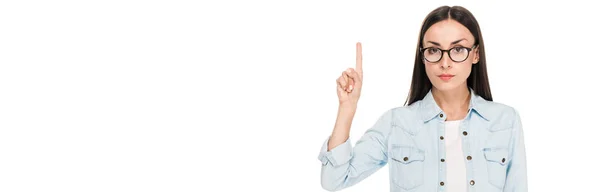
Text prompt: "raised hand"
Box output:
[[336, 42, 364, 106]]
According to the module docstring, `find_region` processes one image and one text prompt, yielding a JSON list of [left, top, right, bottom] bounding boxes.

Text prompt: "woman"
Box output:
[[318, 6, 528, 192]]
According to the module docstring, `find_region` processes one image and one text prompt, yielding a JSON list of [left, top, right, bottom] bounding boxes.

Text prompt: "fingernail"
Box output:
[[349, 85, 353, 90], [346, 69, 351, 73]]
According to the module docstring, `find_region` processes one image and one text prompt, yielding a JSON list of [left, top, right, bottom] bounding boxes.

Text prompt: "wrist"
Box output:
[[339, 101, 357, 111]]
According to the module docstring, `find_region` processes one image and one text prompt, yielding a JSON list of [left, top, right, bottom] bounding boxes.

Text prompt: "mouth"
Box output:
[[438, 74, 455, 81]]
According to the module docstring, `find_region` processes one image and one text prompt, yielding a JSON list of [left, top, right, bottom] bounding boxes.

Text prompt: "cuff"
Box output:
[[318, 137, 353, 166]]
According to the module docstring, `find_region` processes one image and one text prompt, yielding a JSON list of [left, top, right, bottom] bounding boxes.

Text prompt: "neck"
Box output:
[[431, 85, 471, 120]]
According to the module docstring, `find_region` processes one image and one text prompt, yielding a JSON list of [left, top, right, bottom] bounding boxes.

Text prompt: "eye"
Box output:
[[451, 47, 467, 53], [426, 48, 440, 54]]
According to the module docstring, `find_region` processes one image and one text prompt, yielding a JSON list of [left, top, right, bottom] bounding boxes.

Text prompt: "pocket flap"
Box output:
[[488, 123, 512, 132], [483, 148, 509, 165], [391, 146, 425, 164]]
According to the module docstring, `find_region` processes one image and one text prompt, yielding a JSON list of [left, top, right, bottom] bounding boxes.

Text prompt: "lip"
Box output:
[[438, 74, 455, 81]]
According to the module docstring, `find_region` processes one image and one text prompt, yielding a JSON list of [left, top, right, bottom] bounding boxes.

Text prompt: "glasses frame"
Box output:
[[420, 44, 478, 63]]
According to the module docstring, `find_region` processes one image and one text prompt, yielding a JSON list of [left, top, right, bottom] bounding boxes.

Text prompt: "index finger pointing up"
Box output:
[[356, 42, 362, 73]]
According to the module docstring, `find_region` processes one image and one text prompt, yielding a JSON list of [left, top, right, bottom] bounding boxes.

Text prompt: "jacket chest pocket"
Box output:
[[483, 148, 509, 189], [482, 123, 513, 189], [389, 146, 425, 190]]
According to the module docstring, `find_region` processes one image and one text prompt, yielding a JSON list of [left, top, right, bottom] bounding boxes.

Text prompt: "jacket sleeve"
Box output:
[[317, 109, 393, 191], [504, 108, 528, 192]]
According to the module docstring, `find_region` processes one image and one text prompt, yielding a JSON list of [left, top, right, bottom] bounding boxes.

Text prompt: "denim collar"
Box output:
[[419, 88, 490, 122]]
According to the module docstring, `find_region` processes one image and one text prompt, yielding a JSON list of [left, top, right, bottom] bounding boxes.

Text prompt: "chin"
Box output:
[[431, 81, 463, 91]]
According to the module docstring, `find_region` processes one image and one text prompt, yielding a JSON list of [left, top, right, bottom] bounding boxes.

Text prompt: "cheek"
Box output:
[[424, 64, 438, 78], [457, 64, 473, 78], [468, 57, 476, 64], [424, 63, 436, 73]]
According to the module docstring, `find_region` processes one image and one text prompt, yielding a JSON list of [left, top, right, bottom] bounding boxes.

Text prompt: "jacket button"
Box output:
[[441, 158, 445, 162], [470, 180, 475, 185], [463, 131, 468, 136], [440, 136, 444, 140], [403, 157, 409, 161], [439, 114, 444, 118], [502, 158, 506, 163], [440, 181, 445, 186], [466, 156, 472, 160]]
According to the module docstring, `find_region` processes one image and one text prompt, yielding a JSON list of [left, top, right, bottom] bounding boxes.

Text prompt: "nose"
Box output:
[[440, 51, 452, 69]]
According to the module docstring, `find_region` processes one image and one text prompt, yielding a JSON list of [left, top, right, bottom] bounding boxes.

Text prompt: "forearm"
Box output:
[[328, 104, 356, 151]]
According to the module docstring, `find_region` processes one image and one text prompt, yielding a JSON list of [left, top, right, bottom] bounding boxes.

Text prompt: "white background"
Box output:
[[1, 0, 599, 191]]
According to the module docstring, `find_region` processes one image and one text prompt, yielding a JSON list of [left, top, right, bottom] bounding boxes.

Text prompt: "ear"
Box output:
[[472, 46, 480, 64]]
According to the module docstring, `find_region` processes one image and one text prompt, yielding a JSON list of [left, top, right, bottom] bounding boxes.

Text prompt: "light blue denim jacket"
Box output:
[[318, 89, 528, 192]]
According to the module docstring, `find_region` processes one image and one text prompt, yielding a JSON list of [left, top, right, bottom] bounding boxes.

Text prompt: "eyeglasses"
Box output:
[[420, 45, 477, 63]]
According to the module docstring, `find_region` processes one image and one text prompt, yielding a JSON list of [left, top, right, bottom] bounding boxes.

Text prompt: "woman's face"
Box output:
[[422, 19, 479, 92]]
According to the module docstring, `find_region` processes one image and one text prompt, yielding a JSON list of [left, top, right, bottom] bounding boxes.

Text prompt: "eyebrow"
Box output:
[[426, 38, 468, 46]]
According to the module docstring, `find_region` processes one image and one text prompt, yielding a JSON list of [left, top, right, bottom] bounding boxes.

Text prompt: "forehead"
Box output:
[[423, 19, 475, 46]]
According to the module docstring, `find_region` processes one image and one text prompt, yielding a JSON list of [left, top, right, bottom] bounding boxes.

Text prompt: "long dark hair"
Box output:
[[404, 6, 493, 106]]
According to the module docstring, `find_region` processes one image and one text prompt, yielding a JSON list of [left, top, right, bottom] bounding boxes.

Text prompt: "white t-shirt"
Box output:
[[445, 120, 467, 192]]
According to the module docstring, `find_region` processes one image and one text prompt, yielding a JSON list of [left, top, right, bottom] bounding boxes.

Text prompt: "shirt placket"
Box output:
[[437, 112, 446, 191], [461, 110, 476, 191]]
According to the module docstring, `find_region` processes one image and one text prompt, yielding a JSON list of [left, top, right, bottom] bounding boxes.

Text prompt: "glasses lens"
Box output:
[[449, 47, 469, 62], [423, 48, 441, 62]]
